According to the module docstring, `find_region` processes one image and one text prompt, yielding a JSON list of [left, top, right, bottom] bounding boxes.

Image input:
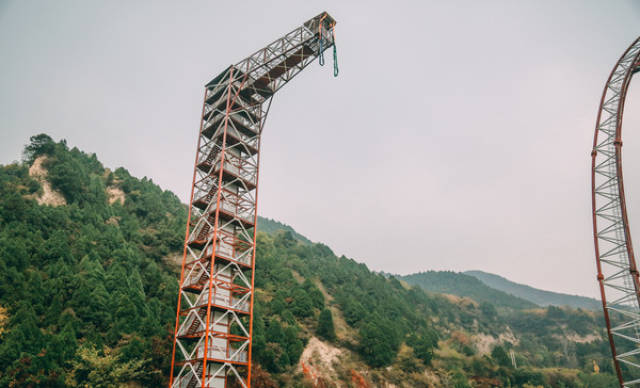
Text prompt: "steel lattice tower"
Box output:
[[169, 12, 336, 388]]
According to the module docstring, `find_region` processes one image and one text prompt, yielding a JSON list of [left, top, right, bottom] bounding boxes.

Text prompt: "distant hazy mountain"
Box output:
[[464, 270, 601, 311], [399, 271, 537, 309]]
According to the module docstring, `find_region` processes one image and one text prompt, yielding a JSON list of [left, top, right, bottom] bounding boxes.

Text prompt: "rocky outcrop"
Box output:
[[28, 156, 66, 207]]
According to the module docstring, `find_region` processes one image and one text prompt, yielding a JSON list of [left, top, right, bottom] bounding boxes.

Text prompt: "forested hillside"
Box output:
[[0, 135, 619, 387], [0, 134, 186, 387]]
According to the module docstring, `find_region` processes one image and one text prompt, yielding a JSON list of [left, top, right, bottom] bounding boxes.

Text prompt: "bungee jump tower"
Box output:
[[169, 12, 338, 388]]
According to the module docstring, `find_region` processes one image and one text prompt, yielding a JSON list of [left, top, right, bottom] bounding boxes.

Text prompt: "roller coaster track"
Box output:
[[592, 36, 640, 387]]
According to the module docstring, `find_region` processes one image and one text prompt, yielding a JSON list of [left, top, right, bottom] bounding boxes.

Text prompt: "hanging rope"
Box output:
[[332, 23, 338, 77], [317, 16, 338, 76], [318, 14, 328, 66], [333, 43, 338, 76], [319, 39, 325, 66]]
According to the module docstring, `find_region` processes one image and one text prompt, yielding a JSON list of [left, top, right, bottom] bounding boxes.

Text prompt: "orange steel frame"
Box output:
[[169, 12, 336, 388]]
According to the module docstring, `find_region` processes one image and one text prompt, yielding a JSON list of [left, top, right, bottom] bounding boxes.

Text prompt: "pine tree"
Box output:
[[58, 321, 78, 361], [291, 288, 313, 317], [266, 319, 285, 344], [491, 345, 511, 367], [23, 133, 55, 162], [317, 308, 336, 341], [302, 279, 325, 309]]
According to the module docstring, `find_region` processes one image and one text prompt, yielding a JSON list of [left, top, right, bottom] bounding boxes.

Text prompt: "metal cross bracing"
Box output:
[[169, 12, 336, 388], [592, 36, 640, 388]]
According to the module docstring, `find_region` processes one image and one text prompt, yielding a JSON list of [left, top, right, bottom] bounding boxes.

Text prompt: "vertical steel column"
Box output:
[[170, 68, 261, 388], [169, 88, 209, 387], [200, 69, 235, 388]]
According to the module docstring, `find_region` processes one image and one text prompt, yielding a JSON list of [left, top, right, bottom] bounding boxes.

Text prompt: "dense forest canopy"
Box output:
[[0, 134, 621, 387]]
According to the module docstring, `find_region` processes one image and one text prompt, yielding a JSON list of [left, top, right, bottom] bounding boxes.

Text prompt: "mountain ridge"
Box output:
[[257, 216, 312, 245], [400, 269, 602, 312], [465, 270, 601, 311], [398, 271, 537, 310]]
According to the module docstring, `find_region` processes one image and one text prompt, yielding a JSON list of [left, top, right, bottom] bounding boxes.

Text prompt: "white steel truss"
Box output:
[[592, 36, 640, 388]]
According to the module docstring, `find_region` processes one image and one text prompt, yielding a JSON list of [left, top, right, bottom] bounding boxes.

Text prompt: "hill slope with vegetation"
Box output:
[[465, 270, 602, 311], [0, 134, 619, 387], [256, 217, 312, 245], [399, 271, 538, 310]]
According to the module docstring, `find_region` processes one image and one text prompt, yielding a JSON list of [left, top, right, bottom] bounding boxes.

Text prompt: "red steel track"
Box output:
[[592, 36, 640, 388]]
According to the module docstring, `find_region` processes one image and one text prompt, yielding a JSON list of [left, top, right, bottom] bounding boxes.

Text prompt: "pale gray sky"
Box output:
[[1, 1, 639, 298]]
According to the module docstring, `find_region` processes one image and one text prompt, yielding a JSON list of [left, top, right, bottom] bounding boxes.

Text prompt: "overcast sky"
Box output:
[[1, 1, 639, 298]]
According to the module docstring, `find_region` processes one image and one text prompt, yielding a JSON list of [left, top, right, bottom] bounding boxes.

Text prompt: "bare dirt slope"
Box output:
[[28, 156, 66, 207]]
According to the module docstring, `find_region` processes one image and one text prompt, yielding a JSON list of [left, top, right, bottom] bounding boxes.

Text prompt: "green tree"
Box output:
[[266, 319, 285, 344], [480, 301, 497, 320], [0, 303, 43, 363], [317, 308, 336, 341], [358, 322, 396, 367], [270, 294, 286, 314], [47, 151, 90, 203], [291, 288, 313, 318], [65, 344, 146, 388], [450, 369, 471, 388], [491, 345, 511, 367], [283, 325, 303, 365], [303, 279, 324, 309], [412, 332, 438, 366], [23, 133, 55, 162], [58, 321, 78, 361]]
